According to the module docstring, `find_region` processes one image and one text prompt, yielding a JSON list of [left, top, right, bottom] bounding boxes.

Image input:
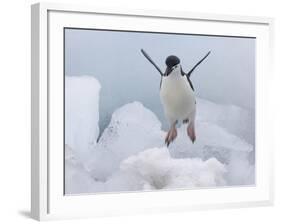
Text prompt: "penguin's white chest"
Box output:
[[160, 69, 196, 123]]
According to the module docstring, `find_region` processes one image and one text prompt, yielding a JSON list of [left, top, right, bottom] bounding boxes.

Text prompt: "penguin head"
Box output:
[[164, 55, 180, 76]]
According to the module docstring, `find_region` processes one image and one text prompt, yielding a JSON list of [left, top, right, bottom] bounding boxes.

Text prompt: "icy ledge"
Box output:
[[66, 146, 226, 194], [65, 76, 254, 194]]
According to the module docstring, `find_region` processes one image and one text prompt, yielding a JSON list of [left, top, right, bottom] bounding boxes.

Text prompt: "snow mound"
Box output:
[[107, 147, 226, 191], [169, 122, 253, 164], [84, 100, 253, 187], [65, 145, 104, 194], [65, 76, 255, 194], [196, 98, 255, 144], [65, 76, 101, 161], [85, 102, 165, 180]]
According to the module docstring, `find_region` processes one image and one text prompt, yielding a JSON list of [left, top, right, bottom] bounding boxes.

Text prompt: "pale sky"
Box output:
[[65, 28, 255, 134]]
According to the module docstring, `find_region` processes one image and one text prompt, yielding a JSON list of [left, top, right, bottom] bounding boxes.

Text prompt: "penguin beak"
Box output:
[[164, 65, 177, 76], [164, 66, 173, 76]]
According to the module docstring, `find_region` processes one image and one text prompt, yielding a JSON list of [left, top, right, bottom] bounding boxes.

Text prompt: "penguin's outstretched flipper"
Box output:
[[141, 49, 164, 76], [184, 51, 211, 78]]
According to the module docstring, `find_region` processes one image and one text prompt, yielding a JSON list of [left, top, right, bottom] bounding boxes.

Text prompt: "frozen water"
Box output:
[[65, 76, 101, 162], [106, 147, 226, 191], [85, 101, 165, 181], [196, 98, 255, 145], [65, 146, 227, 193], [65, 76, 255, 194], [65, 145, 105, 194]]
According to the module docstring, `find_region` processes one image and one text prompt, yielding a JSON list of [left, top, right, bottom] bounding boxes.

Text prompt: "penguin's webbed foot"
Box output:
[[165, 127, 177, 147], [187, 122, 196, 144]]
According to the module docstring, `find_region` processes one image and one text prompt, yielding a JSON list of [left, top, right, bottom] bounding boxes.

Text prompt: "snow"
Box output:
[[196, 98, 255, 145], [84, 102, 164, 181], [65, 76, 255, 194], [107, 148, 226, 191]]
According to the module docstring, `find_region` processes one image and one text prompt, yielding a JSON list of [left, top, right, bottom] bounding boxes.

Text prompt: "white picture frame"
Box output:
[[31, 2, 274, 221]]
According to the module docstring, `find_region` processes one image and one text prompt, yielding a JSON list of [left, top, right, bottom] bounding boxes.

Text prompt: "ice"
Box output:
[[85, 102, 165, 181], [65, 76, 255, 194], [66, 146, 226, 193], [106, 147, 226, 191], [196, 98, 255, 145], [225, 151, 255, 186], [65, 145, 105, 194], [169, 122, 253, 163], [65, 76, 101, 162]]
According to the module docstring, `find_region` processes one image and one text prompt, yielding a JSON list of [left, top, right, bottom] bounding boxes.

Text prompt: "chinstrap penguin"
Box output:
[[161, 55, 196, 146], [141, 49, 210, 146]]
